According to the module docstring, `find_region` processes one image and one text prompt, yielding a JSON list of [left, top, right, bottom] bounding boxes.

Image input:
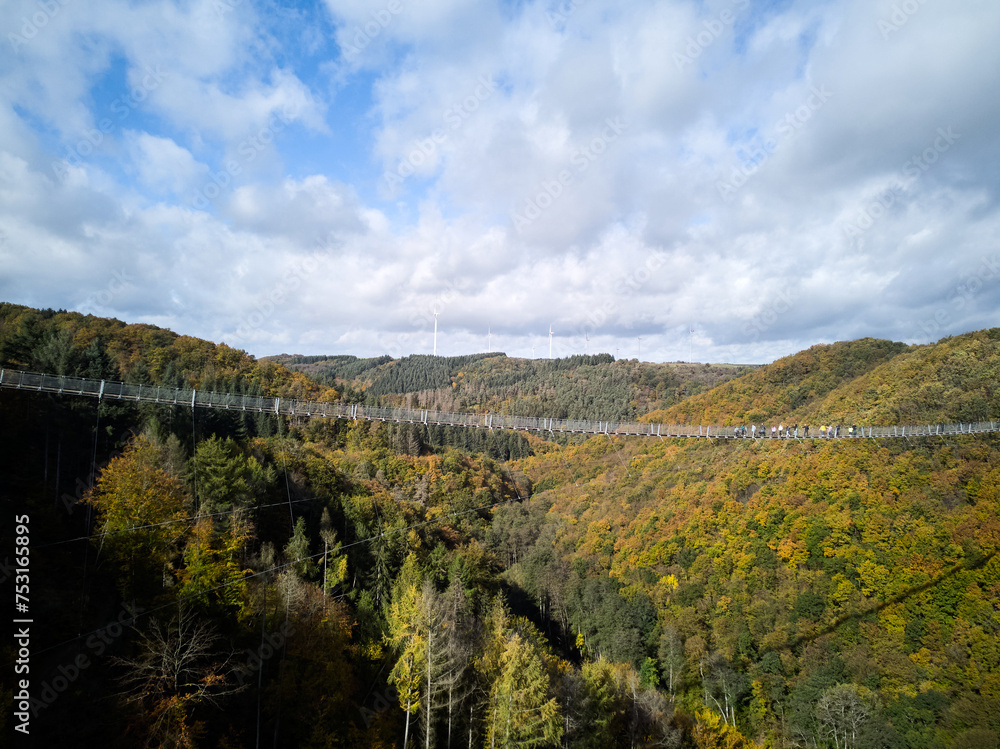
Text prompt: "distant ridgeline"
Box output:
[[642, 331, 1000, 428], [264, 351, 752, 421], [2, 301, 999, 429]]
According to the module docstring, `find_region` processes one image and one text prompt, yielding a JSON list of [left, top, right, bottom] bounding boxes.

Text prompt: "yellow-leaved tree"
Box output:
[[386, 553, 425, 749], [87, 434, 188, 601], [485, 630, 563, 748]]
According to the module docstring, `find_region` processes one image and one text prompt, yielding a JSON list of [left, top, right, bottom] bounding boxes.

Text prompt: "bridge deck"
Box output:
[[1, 369, 996, 440]]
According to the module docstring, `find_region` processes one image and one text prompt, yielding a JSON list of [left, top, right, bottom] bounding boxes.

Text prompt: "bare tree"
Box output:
[[555, 667, 589, 749], [440, 577, 475, 748], [699, 652, 748, 727], [114, 605, 243, 747], [421, 579, 449, 749], [638, 688, 683, 749], [618, 664, 682, 749], [815, 683, 872, 749], [658, 626, 684, 699]]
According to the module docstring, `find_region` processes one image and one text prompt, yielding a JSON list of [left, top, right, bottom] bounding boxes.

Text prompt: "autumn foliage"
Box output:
[[3, 305, 1000, 747]]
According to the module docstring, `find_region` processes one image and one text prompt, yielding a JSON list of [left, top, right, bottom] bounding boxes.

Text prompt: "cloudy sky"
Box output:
[[2, 0, 999, 364]]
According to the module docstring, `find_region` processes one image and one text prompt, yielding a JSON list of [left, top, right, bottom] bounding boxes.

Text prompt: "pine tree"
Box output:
[[485, 632, 563, 748], [387, 554, 427, 749]]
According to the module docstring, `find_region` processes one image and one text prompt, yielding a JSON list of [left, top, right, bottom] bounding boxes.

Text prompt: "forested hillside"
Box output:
[[643, 330, 1000, 427], [509, 431, 1000, 749], [0, 302, 329, 403], [1, 305, 998, 748], [641, 338, 911, 426], [797, 330, 1000, 426], [265, 351, 753, 421]]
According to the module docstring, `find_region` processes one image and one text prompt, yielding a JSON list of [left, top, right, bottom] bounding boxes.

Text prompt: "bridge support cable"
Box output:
[[79, 386, 103, 629], [488, 424, 524, 502], [605, 432, 632, 479]]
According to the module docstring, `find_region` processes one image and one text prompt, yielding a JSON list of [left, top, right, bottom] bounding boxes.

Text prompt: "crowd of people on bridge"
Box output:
[[732, 424, 866, 439]]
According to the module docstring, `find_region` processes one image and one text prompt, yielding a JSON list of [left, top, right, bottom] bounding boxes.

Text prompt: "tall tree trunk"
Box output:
[[403, 694, 412, 749], [426, 625, 433, 749], [447, 682, 454, 749]]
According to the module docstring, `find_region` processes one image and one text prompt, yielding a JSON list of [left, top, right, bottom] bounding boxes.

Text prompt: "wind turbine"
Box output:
[[433, 308, 439, 356], [488, 325, 492, 353], [637, 336, 642, 360], [548, 324, 554, 359], [585, 332, 589, 355]]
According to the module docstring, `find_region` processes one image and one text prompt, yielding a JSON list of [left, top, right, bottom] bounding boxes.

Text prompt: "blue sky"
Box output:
[[1, 0, 999, 363]]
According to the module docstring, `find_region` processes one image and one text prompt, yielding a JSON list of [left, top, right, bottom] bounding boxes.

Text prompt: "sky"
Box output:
[[1, 0, 999, 364]]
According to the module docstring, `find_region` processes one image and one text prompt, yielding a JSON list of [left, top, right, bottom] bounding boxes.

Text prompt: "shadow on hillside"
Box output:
[[782, 548, 998, 652]]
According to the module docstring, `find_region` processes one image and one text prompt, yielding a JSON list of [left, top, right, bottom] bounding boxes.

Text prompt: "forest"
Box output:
[[264, 350, 755, 420], [1, 301, 998, 748]]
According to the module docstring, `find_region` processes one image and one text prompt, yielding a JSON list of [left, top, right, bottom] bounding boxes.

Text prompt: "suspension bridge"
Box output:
[[2, 369, 997, 440]]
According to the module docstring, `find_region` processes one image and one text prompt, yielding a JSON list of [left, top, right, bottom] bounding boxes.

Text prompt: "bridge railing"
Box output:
[[1, 370, 103, 397], [1, 369, 995, 440]]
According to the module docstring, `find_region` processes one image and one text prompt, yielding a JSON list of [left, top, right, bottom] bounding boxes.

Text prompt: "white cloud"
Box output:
[[126, 132, 207, 195], [226, 175, 371, 240], [152, 67, 328, 144], [1, 0, 999, 365]]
